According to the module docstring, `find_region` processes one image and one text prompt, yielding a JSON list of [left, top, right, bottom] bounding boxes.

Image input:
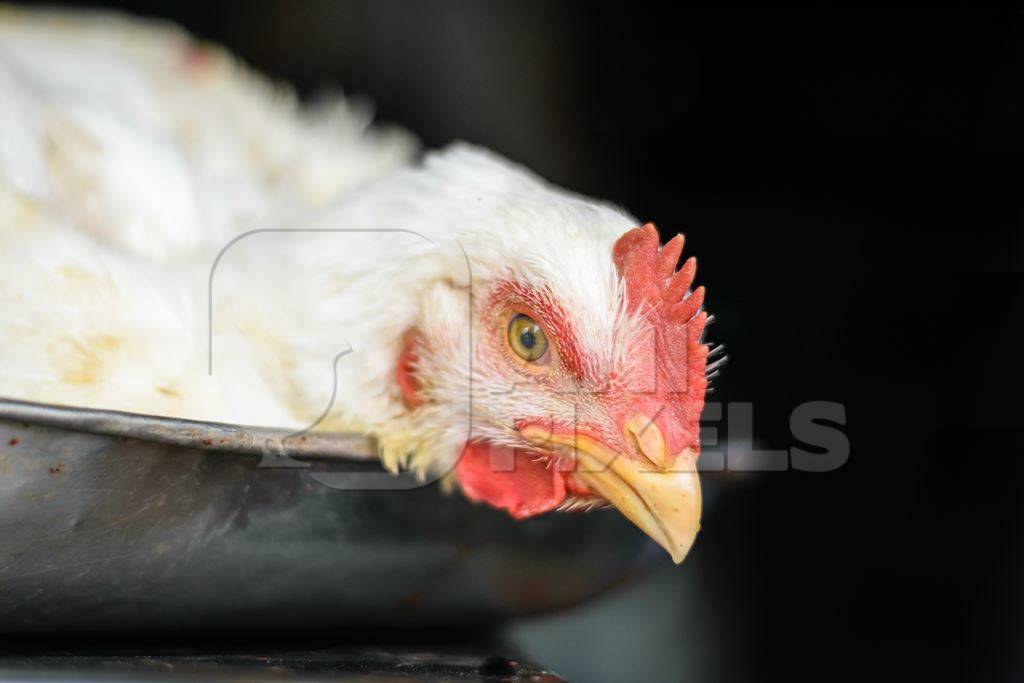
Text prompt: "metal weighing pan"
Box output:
[[0, 398, 659, 633]]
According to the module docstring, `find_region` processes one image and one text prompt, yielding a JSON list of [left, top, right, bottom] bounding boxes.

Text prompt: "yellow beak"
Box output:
[[519, 423, 702, 564]]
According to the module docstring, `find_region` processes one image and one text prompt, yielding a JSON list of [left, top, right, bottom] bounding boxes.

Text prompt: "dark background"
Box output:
[[14, 2, 1024, 681]]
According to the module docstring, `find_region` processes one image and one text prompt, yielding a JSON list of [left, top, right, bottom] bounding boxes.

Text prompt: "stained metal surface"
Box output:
[[0, 399, 659, 633], [0, 646, 564, 682]]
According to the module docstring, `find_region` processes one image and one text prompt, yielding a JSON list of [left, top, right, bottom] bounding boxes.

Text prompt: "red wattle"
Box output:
[[455, 441, 567, 519]]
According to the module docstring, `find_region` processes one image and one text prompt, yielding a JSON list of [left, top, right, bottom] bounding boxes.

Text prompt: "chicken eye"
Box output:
[[507, 314, 549, 362]]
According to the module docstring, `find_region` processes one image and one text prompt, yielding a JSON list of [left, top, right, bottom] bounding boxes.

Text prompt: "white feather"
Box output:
[[0, 8, 645, 477]]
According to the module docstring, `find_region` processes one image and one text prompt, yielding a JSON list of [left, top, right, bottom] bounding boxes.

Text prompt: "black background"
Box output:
[[12, 2, 1024, 681]]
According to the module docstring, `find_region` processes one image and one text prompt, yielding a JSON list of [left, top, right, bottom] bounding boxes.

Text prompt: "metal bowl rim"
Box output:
[[0, 396, 376, 461]]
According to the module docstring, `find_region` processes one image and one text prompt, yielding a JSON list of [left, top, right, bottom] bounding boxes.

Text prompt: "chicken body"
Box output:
[[0, 8, 712, 562]]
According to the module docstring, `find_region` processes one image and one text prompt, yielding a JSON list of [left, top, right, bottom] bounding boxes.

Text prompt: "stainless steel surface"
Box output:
[[0, 399, 659, 632]]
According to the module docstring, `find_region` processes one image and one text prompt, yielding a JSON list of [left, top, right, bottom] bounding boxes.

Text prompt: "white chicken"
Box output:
[[0, 8, 715, 562]]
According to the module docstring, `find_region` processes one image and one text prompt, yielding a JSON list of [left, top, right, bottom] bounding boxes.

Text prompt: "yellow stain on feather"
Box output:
[[0, 192, 43, 236], [57, 264, 95, 285], [49, 333, 124, 387]]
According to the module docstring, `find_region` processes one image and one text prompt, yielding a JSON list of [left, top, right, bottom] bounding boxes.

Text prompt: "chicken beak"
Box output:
[[519, 424, 702, 564]]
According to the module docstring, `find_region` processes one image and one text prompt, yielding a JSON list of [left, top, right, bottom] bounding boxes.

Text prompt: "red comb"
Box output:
[[612, 223, 709, 454]]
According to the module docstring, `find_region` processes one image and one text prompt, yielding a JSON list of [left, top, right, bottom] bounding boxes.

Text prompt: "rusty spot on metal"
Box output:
[[48, 463, 65, 475]]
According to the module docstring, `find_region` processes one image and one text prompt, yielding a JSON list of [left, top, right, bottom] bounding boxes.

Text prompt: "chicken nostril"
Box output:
[[625, 430, 654, 468], [623, 414, 669, 471]]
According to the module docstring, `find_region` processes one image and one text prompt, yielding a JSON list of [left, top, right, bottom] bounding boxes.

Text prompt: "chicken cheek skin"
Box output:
[[395, 329, 424, 409], [455, 441, 569, 519]]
